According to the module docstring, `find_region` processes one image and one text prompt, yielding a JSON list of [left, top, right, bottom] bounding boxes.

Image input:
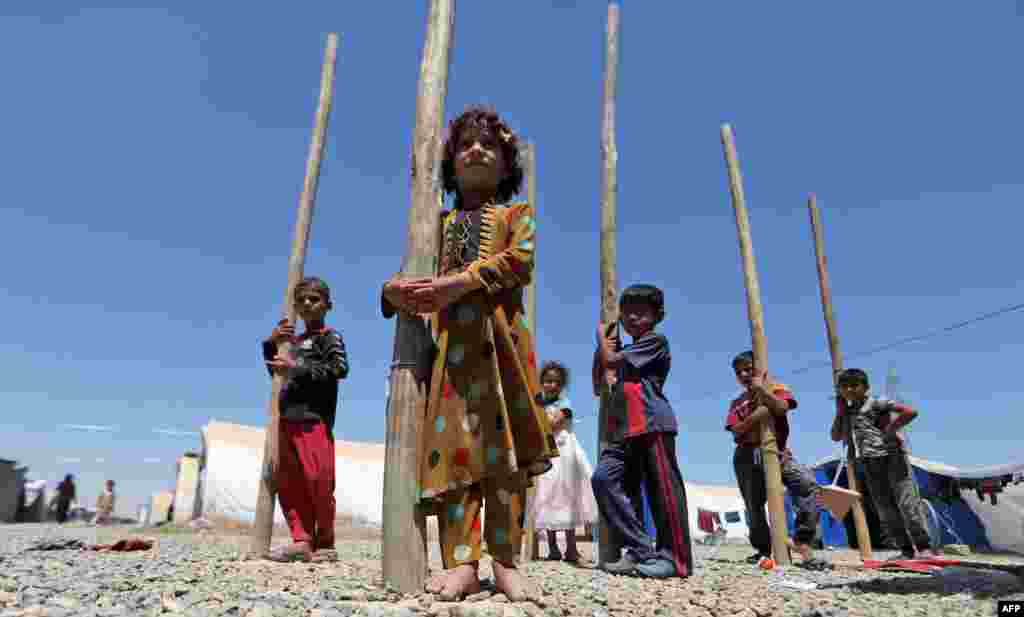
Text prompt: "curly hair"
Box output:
[[441, 105, 524, 204], [539, 360, 571, 389]]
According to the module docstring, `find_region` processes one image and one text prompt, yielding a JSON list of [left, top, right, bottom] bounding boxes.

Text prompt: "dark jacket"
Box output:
[[263, 327, 349, 431]]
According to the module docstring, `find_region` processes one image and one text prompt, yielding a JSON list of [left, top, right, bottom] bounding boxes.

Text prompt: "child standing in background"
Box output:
[[263, 276, 350, 562], [528, 361, 599, 563], [832, 368, 937, 559]]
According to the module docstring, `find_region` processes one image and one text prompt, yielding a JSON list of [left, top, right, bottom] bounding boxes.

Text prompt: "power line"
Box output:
[[788, 301, 1024, 376], [578, 299, 1024, 413]]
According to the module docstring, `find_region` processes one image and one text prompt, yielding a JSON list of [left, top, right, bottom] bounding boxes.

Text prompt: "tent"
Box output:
[[18, 480, 47, 523], [805, 454, 1024, 554], [196, 420, 386, 527], [685, 482, 749, 543]]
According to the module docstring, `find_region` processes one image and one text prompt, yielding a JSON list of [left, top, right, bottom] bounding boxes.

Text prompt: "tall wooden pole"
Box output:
[[525, 141, 538, 336], [522, 141, 541, 562], [720, 124, 790, 566], [382, 0, 455, 594], [807, 194, 873, 561], [596, 2, 621, 566], [250, 33, 339, 557]]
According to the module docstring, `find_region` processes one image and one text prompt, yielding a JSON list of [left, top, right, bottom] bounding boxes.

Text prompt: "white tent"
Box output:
[[198, 420, 385, 527], [685, 482, 749, 543]]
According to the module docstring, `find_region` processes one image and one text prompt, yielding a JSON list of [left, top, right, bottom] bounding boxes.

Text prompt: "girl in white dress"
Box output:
[[528, 361, 600, 562]]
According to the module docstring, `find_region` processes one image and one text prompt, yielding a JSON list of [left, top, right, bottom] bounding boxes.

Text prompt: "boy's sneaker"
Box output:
[[745, 552, 769, 564], [635, 558, 676, 578], [601, 552, 639, 575]]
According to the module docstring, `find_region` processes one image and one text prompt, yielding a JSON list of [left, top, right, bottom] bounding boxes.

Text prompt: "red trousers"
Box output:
[[277, 419, 336, 547]]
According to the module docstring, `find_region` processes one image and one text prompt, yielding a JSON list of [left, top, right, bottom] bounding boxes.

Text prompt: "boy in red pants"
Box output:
[[263, 276, 349, 562]]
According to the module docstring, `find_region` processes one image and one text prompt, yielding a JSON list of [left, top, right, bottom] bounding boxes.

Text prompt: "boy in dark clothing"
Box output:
[[262, 276, 349, 562], [55, 475, 76, 524], [831, 368, 937, 559], [726, 351, 826, 569], [590, 284, 694, 579]]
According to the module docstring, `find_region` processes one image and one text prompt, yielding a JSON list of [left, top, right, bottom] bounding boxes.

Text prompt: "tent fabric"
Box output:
[[198, 420, 386, 527], [809, 454, 1022, 553], [813, 466, 848, 547], [685, 483, 748, 543], [963, 483, 1024, 554], [812, 454, 1024, 482]]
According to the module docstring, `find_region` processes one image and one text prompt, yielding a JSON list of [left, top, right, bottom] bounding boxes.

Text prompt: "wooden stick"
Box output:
[[807, 193, 873, 560], [250, 32, 339, 558], [522, 140, 541, 562], [720, 124, 791, 566], [382, 0, 455, 594], [596, 1, 621, 567], [525, 141, 538, 337]]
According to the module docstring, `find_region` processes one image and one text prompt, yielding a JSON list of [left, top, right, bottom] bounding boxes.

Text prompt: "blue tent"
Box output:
[[788, 455, 995, 550]]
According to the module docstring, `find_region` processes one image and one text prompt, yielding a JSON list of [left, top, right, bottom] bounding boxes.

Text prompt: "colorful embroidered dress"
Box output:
[[419, 201, 558, 505]]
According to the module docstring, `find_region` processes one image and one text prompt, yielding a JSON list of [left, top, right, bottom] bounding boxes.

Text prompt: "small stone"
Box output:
[[47, 597, 80, 611], [466, 591, 493, 602], [247, 603, 274, 617]]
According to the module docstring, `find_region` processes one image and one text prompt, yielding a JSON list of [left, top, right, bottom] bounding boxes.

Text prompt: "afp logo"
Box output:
[[999, 600, 1024, 614]]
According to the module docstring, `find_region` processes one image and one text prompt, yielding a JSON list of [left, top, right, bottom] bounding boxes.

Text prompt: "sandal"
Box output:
[[798, 558, 832, 572]]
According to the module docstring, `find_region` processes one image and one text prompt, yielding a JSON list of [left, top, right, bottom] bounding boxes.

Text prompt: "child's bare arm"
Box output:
[[830, 398, 847, 442], [732, 406, 770, 435], [749, 375, 794, 417], [830, 414, 846, 442], [884, 401, 918, 433], [596, 323, 624, 369]]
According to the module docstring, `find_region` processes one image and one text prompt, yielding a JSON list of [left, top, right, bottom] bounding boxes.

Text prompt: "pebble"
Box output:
[[1, 525, 1022, 617]]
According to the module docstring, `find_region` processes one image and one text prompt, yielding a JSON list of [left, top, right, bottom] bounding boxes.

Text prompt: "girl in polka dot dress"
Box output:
[[527, 361, 599, 563], [381, 105, 558, 601]]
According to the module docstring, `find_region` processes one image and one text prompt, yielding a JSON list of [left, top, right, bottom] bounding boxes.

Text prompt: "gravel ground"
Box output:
[[1, 523, 1022, 617]]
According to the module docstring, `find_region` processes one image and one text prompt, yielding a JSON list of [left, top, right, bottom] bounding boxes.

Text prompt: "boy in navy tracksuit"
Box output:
[[591, 284, 693, 578], [262, 276, 349, 562]]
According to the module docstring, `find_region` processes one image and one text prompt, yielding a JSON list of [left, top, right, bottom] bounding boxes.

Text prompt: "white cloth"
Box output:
[[527, 397, 599, 530]]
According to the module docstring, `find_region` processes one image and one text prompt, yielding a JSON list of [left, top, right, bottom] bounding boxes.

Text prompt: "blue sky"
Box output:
[[3, 2, 1023, 517]]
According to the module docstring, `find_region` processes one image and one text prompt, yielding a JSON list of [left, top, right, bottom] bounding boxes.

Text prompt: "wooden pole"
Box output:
[[720, 124, 790, 566], [522, 141, 541, 562], [250, 33, 339, 558], [382, 0, 455, 594], [525, 141, 538, 336], [596, 2, 621, 567], [807, 194, 873, 561]]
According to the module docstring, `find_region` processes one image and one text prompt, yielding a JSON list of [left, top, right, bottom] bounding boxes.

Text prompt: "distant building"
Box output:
[[0, 459, 18, 523]]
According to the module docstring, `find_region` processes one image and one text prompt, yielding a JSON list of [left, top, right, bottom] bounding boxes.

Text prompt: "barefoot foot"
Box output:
[[424, 571, 447, 594], [438, 563, 482, 601], [493, 560, 540, 603]]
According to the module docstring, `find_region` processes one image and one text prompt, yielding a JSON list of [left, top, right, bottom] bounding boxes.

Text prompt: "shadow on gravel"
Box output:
[[817, 567, 1024, 599]]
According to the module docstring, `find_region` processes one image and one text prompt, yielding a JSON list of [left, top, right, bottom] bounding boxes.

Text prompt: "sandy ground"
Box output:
[[1, 522, 1022, 616]]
